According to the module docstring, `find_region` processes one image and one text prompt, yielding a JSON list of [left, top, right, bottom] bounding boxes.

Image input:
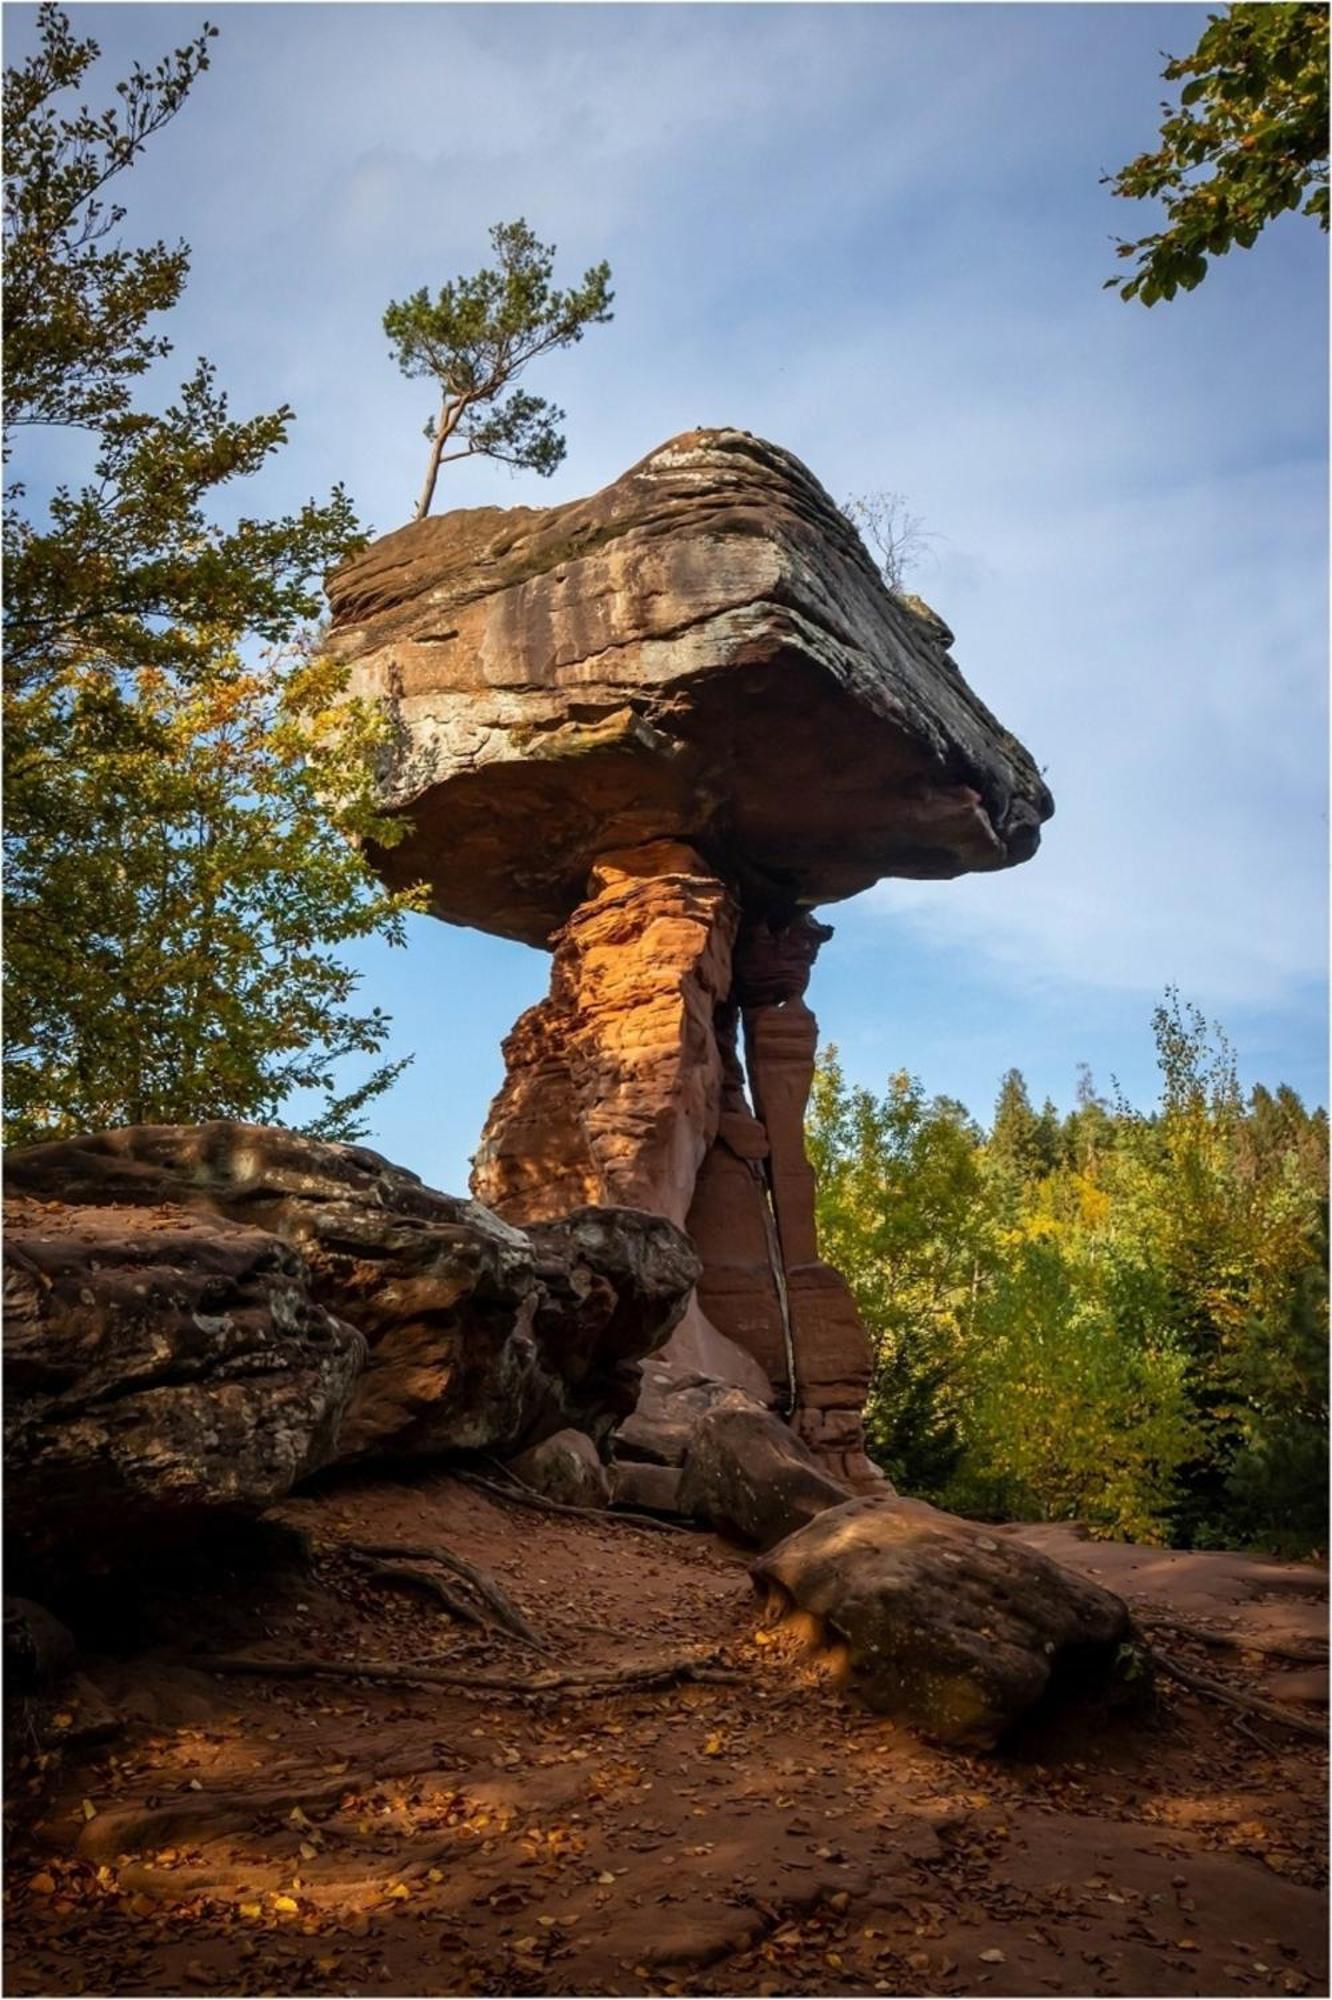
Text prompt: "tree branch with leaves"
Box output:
[[4, 6, 421, 1144], [1105, 2, 1329, 305]]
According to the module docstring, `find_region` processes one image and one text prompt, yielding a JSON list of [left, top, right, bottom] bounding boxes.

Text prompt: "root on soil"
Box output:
[[339, 1538, 546, 1649], [1152, 1646, 1327, 1738], [194, 1647, 742, 1697], [469, 1462, 695, 1534], [1137, 1611, 1328, 1666]]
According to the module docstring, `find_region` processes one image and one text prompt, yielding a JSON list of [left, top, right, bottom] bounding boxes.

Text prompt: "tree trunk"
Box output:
[[414, 400, 456, 521]]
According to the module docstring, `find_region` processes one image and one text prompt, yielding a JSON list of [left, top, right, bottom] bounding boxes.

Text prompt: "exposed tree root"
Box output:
[[359, 1559, 497, 1635], [1137, 1610, 1328, 1666], [1151, 1647, 1327, 1739], [197, 1649, 741, 1697], [339, 1538, 546, 1649], [462, 1466, 693, 1535]]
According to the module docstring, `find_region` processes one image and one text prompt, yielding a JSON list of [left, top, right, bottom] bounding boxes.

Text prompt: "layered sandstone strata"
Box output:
[[325, 428, 1052, 947]]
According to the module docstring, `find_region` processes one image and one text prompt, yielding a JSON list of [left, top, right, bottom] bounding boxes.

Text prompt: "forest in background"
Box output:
[[809, 990, 1329, 1555]]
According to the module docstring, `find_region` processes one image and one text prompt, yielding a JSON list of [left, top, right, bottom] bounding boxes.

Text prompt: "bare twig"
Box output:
[[1152, 1648, 1327, 1740], [198, 1649, 740, 1698]]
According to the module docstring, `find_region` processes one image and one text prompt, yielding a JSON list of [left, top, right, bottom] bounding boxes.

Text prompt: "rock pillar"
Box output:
[[743, 993, 879, 1489], [472, 840, 737, 1227], [475, 864, 882, 1486]]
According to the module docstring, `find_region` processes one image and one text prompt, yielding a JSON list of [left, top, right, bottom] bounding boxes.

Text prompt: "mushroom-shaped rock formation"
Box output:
[[326, 430, 1053, 1488], [329, 429, 1051, 945]]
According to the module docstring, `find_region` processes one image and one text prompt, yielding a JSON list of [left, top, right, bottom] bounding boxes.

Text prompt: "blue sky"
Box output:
[[8, 2, 1327, 1191]]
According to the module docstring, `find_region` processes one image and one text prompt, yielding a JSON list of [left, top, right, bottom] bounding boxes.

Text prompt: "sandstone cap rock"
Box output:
[[326, 428, 1053, 946]]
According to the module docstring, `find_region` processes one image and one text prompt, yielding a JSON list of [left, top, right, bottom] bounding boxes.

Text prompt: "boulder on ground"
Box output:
[[5, 1124, 698, 1466], [608, 1461, 686, 1516], [4, 1597, 76, 1689], [678, 1403, 851, 1549], [615, 1361, 766, 1466], [4, 1197, 363, 1571], [753, 1496, 1133, 1749], [506, 1428, 610, 1510]]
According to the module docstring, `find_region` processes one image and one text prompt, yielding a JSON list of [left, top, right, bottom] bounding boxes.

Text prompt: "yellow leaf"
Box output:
[[273, 1895, 300, 1916], [28, 1873, 56, 1896], [81, 1799, 97, 1820]]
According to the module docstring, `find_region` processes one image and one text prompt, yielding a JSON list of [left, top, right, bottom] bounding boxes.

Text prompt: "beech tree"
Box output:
[[4, 7, 419, 1143], [1106, 2, 1329, 304], [383, 219, 613, 520]]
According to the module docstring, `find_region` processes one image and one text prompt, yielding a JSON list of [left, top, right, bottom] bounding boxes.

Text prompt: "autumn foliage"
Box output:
[[809, 994, 1328, 1551]]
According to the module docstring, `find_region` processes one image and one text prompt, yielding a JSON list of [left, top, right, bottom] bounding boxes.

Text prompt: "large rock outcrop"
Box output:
[[325, 430, 1054, 1488], [5, 1124, 698, 1470], [3, 1196, 363, 1571]]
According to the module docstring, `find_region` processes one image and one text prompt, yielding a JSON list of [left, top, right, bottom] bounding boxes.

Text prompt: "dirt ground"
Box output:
[[4, 1470, 1327, 1999]]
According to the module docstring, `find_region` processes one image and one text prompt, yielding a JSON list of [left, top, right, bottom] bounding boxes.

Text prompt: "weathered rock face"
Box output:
[[472, 841, 737, 1227], [753, 1497, 1134, 1749], [472, 853, 877, 1481], [4, 1197, 363, 1569], [615, 1363, 762, 1469], [326, 429, 1052, 948], [5, 1125, 698, 1467]]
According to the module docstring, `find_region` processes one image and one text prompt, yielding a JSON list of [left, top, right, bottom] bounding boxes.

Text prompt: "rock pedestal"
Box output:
[[474, 853, 879, 1485]]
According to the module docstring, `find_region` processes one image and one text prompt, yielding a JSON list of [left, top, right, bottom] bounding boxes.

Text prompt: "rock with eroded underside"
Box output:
[[678, 1402, 853, 1549], [753, 1497, 1133, 1749], [4, 1124, 698, 1466], [325, 428, 1053, 949], [3, 1197, 363, 1570]]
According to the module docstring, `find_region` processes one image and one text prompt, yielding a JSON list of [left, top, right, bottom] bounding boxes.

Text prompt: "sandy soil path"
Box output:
[[5, 1475, 1326, 1998]]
